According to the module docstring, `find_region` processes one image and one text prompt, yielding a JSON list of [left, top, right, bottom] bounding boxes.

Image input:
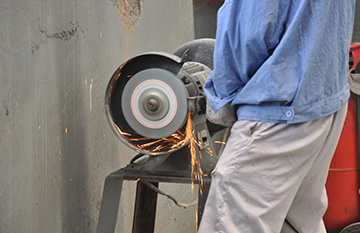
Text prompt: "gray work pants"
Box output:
[[198, 104, 347, 233]]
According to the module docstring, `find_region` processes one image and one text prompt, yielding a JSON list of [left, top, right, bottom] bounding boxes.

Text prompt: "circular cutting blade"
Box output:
[[121, 68, 188, 139]]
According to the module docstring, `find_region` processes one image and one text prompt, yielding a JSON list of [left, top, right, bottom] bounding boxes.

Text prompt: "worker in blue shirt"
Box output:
[[199, 0, 356, 232]]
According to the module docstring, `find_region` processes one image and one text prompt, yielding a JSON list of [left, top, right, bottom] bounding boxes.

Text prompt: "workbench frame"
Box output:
[[96, 163, 211, 233]]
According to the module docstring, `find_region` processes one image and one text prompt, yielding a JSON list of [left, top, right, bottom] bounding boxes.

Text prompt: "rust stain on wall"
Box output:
[[118, 0, 143, 30]]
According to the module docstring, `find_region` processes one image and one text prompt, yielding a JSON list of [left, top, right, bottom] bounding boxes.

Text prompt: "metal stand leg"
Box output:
[[96, 166, 212, 233], [132, 181, 159, 233], [96, 172, 124, 233]]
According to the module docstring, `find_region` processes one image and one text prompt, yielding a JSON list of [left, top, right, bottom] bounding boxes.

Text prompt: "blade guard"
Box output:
[[105, 52, 188, 155]]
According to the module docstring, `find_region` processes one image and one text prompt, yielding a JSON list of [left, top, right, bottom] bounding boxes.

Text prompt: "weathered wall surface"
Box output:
[[193, 1, 222, 39], [0, 0, 196, 233], [353, 0, 360, 42]]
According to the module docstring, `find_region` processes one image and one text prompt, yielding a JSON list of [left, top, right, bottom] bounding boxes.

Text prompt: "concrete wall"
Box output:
[[0, 0, 197, 233], [193, 1, 222, 39], [353, 0, 360, 42]]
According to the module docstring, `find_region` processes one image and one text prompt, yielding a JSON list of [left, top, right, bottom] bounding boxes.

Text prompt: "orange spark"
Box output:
[[134, 178, 140, 184], [196, 208, 199, 232], [139, 138, 164, 149], [114, 124, 131, 136], [215, 141, 226, 145], [185, 111, 204, 194]]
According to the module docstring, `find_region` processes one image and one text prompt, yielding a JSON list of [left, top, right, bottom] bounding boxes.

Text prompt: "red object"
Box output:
[[324, 43, 360, 233], [324, 96, 359, 232], [350, 43, 360, 70]]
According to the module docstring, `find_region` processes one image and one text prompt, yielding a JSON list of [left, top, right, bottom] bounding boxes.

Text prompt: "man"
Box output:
[[199, 0, 356, 232]]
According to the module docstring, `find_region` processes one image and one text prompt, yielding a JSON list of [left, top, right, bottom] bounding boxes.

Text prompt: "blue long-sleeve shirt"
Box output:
[[204, 0, 356, 124]]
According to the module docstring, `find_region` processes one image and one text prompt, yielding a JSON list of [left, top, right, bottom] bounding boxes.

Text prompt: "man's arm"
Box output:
[[204, 0, 290, 112]]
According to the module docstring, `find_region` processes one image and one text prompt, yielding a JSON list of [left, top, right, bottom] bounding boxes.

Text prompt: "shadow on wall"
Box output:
[[353, 0, 360, 42], [54, 29, 93, 232], [193, 1, 223, 39]]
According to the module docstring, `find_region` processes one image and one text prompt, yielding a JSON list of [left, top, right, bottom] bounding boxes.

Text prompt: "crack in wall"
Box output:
[[77, 26, 101, 72], [39, 24, 79, 41], [31, 22, 80, 54]]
